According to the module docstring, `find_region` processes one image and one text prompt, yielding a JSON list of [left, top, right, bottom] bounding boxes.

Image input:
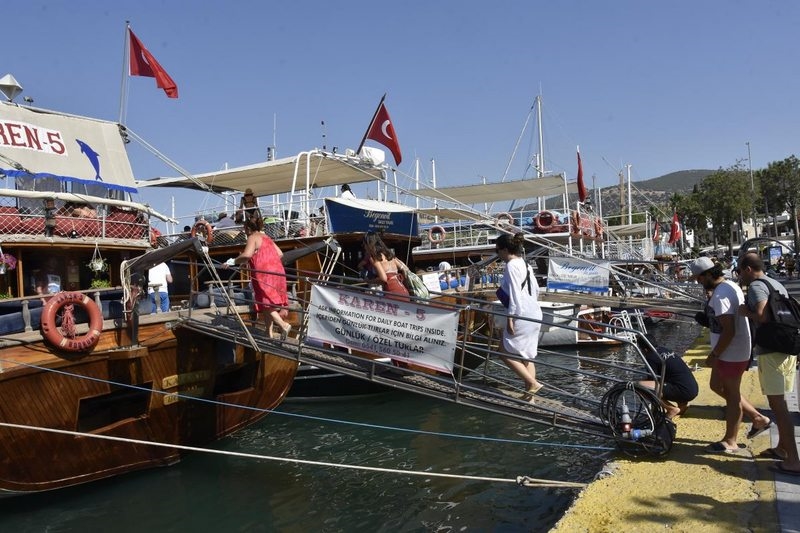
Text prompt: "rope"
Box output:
[[61, 303, 77, 338], [0, 422, 586, 489], [0, 356, 615, 453]]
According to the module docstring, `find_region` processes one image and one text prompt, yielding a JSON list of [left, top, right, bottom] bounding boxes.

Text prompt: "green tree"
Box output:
[[696, 164, 752, 256], [758, 155, 800, 252]]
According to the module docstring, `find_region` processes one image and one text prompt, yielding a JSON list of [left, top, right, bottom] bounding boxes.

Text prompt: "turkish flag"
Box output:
[[129, 29, 178, 98], [668, 212, 681, 244], [365, 101, 402, 165], [576, 150, 587, 202]]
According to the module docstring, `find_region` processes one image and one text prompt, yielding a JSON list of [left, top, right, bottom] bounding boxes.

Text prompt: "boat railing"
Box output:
[[0, 198, 151, 244], [0, 287, 142, 341], [603, 237, 648, 261]]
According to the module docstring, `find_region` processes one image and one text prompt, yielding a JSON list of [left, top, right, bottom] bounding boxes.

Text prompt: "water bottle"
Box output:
[[620, 400, 632, 433]]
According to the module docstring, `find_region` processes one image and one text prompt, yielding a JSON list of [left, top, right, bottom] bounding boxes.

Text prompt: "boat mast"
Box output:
[[431, 158, 439, 224], [414, 158, 420, 211], [626, 164, 633, 224], [536, 95, 544, 212]]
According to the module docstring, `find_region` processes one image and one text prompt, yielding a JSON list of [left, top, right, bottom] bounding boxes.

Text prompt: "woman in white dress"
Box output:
[[496, 232, 543, 401]]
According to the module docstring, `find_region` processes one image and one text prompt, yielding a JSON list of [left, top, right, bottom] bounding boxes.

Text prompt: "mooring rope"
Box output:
[[0, 356, 616, 452], [0, 422, 586, 489]]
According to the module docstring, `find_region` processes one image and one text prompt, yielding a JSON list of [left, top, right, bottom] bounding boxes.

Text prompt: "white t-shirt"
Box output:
[[148, 263, 171, 294], [708, 279, 751, 362]]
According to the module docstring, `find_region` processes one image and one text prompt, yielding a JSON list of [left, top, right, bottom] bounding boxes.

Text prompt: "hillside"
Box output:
[[595, 169, 713, 216], [633, 169, 714, 192]]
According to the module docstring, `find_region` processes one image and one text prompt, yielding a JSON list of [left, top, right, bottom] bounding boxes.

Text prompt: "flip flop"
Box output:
[[747, 420, 773, 439], [527, 382, 544, 395], [706, 441, 737, 454], [770, 463, 800, 477], [758, 448, 786, 460]]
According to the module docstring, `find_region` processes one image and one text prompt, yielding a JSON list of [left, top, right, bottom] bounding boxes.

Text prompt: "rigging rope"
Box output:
[[0, 422, 586, 489]]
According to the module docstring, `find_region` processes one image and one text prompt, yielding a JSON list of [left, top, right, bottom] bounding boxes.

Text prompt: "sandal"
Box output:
[[527, 382, 544, 395], [758, 447, 787, 460], [747, 420, 773, 439], [279, 324, 292, 341]]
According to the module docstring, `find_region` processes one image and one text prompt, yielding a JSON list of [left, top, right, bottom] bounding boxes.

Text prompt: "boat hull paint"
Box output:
[[0, 324, 297, 494]]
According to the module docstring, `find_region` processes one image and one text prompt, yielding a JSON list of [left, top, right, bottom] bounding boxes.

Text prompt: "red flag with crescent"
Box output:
[[668, 212, 681, 244], [365, 101, 402, 165], [129, 28, 178, 98], [576, 150, 587, 202]]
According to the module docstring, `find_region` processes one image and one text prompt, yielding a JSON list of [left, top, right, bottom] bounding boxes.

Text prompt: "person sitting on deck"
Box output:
[[214, 212, 236, 229], [340, 183, 356, 200]]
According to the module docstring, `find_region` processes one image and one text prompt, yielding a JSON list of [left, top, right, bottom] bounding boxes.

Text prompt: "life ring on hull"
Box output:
[[428, 226, 446, 243], [534, 211, 556, 231], [40, 291, 103, 353], [496, 212, 514, 226], [191, 220, 214, 243]]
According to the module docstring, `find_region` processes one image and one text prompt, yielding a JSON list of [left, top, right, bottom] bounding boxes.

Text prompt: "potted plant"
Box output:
[[88, 257, 108, 273], [90, 278, 112, 289]]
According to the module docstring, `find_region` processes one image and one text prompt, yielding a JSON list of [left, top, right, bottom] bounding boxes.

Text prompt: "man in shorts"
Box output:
[[738, 252, 800, 474], [690, 256, 771, 453]]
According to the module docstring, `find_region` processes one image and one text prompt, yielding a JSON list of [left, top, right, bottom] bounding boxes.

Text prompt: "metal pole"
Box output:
[[746, 141, 757, 238]]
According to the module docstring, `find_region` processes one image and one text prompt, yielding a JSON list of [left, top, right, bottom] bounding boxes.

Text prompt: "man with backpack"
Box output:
[[738, 252, 800, 475], [690, 256, 771, 453]]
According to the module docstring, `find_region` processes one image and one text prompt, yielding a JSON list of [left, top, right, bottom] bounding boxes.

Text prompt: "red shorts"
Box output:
[[715, 359, 749, 379]]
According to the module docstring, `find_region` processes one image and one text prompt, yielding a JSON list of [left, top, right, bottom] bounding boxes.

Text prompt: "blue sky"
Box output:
[[6, 1, 800, 225]]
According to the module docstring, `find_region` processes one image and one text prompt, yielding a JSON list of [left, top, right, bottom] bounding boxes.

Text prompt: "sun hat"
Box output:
[[689, 256, 715, 278]]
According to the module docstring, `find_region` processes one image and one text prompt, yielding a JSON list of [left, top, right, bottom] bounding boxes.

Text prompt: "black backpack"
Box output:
[[751, 278, 800, 354]]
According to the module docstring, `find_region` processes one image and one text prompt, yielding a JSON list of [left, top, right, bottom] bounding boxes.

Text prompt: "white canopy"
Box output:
[[137, 150, 386, 197], [415, 175, 578, 205], [416, 207, 493, 222]]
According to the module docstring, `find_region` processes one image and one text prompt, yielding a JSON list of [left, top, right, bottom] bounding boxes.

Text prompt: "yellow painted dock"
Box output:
[[553, 333, 790, 532]]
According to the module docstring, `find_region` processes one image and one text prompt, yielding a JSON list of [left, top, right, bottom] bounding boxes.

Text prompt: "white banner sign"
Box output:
[[547, 257, 610, 293], [307, 285, 460, 373]]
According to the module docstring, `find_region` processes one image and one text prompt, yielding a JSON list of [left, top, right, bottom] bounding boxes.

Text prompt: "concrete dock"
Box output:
[[553, 280, 800, 532]]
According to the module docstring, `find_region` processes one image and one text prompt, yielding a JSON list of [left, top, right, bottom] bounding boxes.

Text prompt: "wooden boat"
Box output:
[[0, 98, 303, 494]]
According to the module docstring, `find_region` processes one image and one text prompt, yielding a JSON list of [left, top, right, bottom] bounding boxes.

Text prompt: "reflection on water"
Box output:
[[0, 320, 698, 532]]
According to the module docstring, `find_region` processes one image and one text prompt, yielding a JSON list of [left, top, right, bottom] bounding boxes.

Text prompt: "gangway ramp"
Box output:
[[176, 311, 610, 439]]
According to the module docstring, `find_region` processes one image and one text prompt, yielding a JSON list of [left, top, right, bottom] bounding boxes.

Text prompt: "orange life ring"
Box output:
[[428, 226, 446, 243], [496, 212, 514, 226], [191, 220, 214, 243], [535, 211, 556, 230], [40, 291, 103, 353], [149, 227, 161, 247]]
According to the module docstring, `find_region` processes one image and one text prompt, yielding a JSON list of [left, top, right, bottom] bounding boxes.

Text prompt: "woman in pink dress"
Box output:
[[228, 218, 291, 339]]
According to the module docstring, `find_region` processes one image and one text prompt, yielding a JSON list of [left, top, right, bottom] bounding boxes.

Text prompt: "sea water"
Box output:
[[0, 320, 699, 532]]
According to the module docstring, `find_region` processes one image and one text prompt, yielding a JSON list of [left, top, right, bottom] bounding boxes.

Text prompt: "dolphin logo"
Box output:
[[76, 139, 102, 181]]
